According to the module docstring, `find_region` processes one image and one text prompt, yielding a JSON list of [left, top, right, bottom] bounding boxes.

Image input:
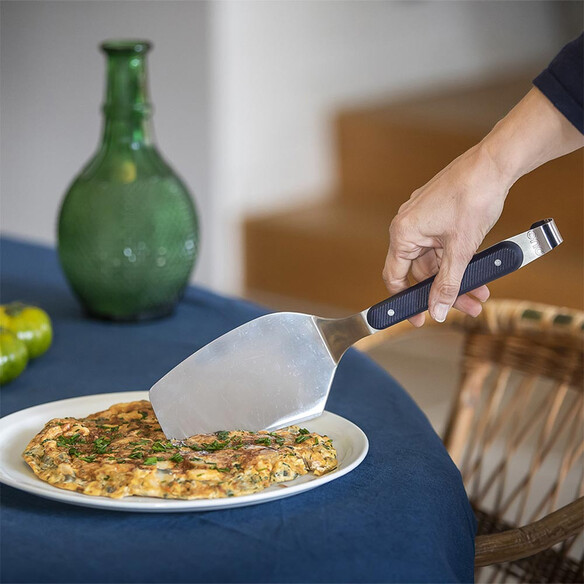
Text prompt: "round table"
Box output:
[[0, 238, 475, 583]]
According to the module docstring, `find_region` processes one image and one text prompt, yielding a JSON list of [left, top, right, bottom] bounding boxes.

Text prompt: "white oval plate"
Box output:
[[0, 391, 368, 512]]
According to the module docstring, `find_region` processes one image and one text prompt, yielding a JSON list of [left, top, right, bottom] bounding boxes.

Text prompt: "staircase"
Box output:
[[244, 75, 583, 314]]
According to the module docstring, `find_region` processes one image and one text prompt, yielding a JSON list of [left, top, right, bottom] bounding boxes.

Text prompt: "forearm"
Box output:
[[480, 87, 584, 189]]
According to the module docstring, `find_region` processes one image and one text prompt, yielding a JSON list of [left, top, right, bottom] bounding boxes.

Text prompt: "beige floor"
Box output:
[[354, 325, 463, 435]]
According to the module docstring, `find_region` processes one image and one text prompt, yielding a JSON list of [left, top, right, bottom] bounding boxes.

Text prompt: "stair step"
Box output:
[[245, 202, 389, 310], [244, 200, 583, 312], [336, 75, 535, 205]]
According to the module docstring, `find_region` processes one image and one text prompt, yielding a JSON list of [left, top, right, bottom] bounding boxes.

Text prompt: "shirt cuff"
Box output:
[[533, 70, 584, 134]]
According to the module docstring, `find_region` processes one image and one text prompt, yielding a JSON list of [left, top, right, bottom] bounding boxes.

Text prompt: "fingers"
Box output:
[[414, 258, 490, 319], [411, 254, 488, 322], [383, 251, 426, 327], [468, 285, 490, 303], [382, 251, 411, 296], [384, 201, 490, 326], [382, 226, 420, 295], [383, 214, 433, 295], [383, 236, 429, 327], [385, 236, 489, 324], [405, 256, 434, 327], [428, 244, 478, 322], [408, 313, 426, 328], [410, 252, 439, 283], [452, 293, 484, 318]]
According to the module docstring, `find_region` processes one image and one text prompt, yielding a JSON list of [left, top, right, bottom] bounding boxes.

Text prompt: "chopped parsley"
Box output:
[[94, 437, 112, 454], [192, 440, 229, 451], [230, 438, 243, 449], [96, 424, 119, 433], [151, 440, 174, 452], [269, 433, 285, 446], [57, 434, 82, 447]]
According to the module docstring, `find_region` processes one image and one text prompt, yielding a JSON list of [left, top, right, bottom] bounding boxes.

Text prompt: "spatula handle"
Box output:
[[365, 219, 562, 330]]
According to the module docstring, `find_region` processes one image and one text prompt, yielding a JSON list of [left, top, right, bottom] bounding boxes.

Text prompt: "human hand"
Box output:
[[382, 142, 510, 325], [383, 87, 584, 326]]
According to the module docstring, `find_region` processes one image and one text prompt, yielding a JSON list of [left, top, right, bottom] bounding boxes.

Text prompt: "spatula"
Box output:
[[150, 219, 562, 439]]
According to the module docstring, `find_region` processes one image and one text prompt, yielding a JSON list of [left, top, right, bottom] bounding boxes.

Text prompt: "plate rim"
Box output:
[[0, 391, 368, 512]]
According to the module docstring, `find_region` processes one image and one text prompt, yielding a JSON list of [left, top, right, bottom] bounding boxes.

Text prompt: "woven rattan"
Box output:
[[443, 301, 584, 582], [360, 299, 584, 583]]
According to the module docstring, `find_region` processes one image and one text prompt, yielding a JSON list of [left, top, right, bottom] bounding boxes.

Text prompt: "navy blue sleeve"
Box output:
[[533, 33, 583, 134]]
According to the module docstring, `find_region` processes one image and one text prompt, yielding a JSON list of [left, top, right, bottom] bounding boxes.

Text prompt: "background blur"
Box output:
[[1, 0, 582, 309]]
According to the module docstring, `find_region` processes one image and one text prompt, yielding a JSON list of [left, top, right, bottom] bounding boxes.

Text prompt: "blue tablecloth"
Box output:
[[0, 238, 476, 583]]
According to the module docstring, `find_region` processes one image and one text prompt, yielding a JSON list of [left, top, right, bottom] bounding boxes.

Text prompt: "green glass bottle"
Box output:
[[58, 40, 199, 321]]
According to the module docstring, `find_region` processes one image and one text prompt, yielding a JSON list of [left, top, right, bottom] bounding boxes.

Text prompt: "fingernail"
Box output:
[[432, 303, 450, 323]]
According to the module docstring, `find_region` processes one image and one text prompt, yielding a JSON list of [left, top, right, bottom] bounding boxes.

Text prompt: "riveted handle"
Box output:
[[366, 241, 523, 330]]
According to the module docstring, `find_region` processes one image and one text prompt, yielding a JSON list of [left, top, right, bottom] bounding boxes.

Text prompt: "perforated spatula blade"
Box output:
[[150, 219, 562, 439]]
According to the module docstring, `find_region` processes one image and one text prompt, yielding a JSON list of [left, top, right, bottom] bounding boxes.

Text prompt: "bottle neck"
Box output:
[[100, 42, 153, 148]]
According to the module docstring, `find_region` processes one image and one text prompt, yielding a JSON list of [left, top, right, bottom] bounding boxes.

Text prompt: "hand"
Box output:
[[383, 143, 508, 325], [382, 87, 584, 326]]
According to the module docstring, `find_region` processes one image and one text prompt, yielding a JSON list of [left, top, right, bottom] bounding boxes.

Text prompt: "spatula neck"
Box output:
[[314, 313, 373, 363]]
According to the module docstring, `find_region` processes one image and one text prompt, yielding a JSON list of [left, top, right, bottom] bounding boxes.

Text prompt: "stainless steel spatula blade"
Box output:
[[150, 219, 562, 439], [150, 313, 343, 437]]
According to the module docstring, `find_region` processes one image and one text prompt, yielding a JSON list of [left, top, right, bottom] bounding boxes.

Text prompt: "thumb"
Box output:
[[429, 246, 474, 322]]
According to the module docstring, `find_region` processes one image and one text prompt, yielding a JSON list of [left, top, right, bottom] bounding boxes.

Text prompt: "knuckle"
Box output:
[[450, 245, 474, 264], [436, 281, 461, 300], [381, 267, 390, 285], [382, 270, 406, 293], [389, 215, 412, 240], [388, 217, 400, 238]]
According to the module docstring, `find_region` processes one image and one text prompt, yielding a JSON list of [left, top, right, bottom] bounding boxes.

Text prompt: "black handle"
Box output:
[[366, 240, 524, 330]]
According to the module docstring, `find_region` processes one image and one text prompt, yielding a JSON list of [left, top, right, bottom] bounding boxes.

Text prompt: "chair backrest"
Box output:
[[443, 300, 583, 580]]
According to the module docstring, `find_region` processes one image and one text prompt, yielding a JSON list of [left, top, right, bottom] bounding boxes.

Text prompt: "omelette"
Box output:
[[22, 400, 337, 499]]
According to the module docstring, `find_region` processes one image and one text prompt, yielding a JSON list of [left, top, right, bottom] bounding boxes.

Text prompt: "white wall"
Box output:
[[1, 1, 575, 295], [0, 0, 212, 283]]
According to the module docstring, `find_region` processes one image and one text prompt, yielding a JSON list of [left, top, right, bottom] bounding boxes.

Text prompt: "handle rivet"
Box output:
[[494, 259, 502, 267], [387, 308, 395, 317]]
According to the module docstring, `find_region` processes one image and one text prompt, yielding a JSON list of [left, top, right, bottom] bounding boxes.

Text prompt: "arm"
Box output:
[[486, 87, 584, 182], [383, 86, 584, 325]]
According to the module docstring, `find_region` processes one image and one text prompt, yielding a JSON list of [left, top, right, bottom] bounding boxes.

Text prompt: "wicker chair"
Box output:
[[363, 299, 584, 583]]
